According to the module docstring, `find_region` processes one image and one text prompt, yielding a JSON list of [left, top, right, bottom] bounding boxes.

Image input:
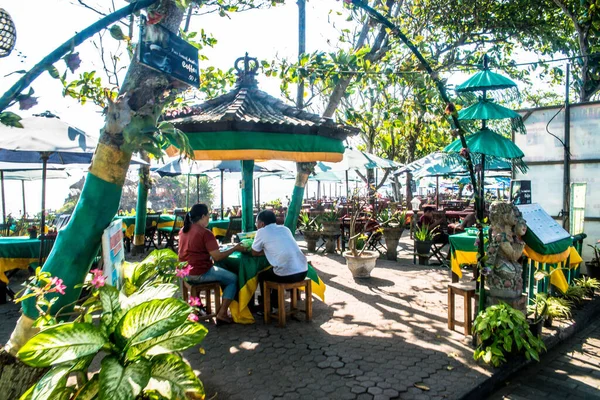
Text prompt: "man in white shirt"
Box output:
[[252, 210, 308, 309]]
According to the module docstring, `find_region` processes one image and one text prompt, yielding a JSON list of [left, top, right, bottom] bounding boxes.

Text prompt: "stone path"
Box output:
[[488, 309, 600, 400]]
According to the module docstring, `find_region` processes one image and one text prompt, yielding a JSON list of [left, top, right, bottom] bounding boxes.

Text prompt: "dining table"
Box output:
[[219, 251, 326, 324], [0, 236, 40, 284], [114, 215, 230, 239]]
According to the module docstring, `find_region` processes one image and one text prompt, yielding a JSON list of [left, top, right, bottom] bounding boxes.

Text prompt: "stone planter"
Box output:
[[302, 230, 321, 253], [321, 220, 339, 235], [382, 226, 403, 261], [343, 250, 379, 278], [415, 240, 432, 265]]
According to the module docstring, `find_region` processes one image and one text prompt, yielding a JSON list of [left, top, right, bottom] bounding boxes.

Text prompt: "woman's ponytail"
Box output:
[[182, 203, 209, 233]]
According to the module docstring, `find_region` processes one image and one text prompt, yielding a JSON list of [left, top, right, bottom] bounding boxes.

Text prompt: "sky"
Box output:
[[0, 0, 549, 215]]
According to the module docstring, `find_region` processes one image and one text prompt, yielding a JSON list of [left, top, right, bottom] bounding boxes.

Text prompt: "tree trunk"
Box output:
[[241, 160, 255, 232], [133, 152, 150, 255], [284, 162, 315, 233], [0, 349, 48, 400], [3, 0, 185, 372]]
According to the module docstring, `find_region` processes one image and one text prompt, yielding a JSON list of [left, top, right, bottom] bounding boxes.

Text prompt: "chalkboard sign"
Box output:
[[510, 180, 531, 205], [139, 18, 200, 88], [517, 203, 570, 245]]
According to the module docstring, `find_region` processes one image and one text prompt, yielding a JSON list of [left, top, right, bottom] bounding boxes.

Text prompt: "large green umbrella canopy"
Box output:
[[458, 99, 521, 120], [414, 156, 511, 178], [444, 128, 527, 173], [455, 70, 517, 92]]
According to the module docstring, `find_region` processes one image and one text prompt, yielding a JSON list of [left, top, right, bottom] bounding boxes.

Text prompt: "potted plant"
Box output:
[[585, 241, 600, 278], [298, 210, 321, 253], [378, 208, 407, 261], [320, 207, 340, 235], [342, 196, 379, 278], [27, 225, 38, 239], [545, 296, 572, 327], [414, 225, 439, 265], [473, 302, 546, 367], [563, 284, 587, 306], [574, 276, 600, 298]]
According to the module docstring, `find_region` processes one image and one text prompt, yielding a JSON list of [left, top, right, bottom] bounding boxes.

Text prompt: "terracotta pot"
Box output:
[[343, 250, 379, 278], [382, 226, 403, 261], [302, 230, 320, 253]]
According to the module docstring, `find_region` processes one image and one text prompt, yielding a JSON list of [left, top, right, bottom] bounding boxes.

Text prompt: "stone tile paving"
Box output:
[[1, 237, 493, 399], [488, 308, 600, 400]]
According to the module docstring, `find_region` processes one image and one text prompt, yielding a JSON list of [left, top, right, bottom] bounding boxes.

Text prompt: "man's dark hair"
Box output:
[[423, 205, 436, 213], [257, 210, 277, 226]]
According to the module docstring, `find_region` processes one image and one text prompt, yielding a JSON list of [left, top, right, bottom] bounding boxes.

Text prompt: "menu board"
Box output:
[[517, 203, 570, 245], [102, 219, 124, 289]]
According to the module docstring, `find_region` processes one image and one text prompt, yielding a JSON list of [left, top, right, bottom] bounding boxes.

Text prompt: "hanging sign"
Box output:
[[510, 180, 531, 205], [139, 18, 200, 88], [101, 219, 125, 289]]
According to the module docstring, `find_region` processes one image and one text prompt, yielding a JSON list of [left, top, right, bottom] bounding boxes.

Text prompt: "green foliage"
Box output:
[[546, 296, 573, 320], [321, 207, 339, 222], [0, 111, 23, 128], [378, 208, 407, 228], [574, 276, 600, 297], [473, 302, 546, 367], [414, 224, 438, 242], [563, 285, 587, 304], [15, 247, 207, 400], [527, 293, 549, 323], [298, 210, 321, 232]]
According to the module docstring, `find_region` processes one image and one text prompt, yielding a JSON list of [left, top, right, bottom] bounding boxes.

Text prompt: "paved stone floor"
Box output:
[[0, 236, 521, 399], [488, 308, 600, 400]]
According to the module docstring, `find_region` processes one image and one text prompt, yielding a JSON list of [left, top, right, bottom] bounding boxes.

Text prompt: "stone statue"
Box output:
[[486, 202, 526, 299]]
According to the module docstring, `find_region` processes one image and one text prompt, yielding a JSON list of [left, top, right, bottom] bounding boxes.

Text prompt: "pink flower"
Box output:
[[176, 265, 192, 278], [90, 269, 102, 277], [50, 277, 66, 295], [91, 274, 106, 288], [189, 296, 202, 307], [188, 313, 199, 322]]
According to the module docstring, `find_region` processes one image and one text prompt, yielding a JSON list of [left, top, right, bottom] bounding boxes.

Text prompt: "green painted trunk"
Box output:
[[22, 173, 124, 318], [133, 167, 149, 250], [284, 185, 305, 234]]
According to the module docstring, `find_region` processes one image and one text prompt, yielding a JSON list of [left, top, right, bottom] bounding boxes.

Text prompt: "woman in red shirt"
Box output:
[[179, 204, 243, 324]]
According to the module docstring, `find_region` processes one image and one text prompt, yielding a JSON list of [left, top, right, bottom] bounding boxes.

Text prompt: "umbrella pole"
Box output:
[[317, 180, 321, 200], [40, 156, 48, 236], [345, 170, 349, 201], [196, 175, 200, 203], [436, 176, 440, 209], [220, 170, 224, 220], [257, 178, 261, 210], [186, 174, 190, 209], [0, 171, 5, 225], [22, 180, 26, 218], [240, 160, 255, 232], [477, 154, 486, 314]]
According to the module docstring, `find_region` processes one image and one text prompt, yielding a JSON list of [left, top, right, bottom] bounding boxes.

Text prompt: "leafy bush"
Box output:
[[574, 276, 600, 297], [414, 224, 438, 242], [546, 296, 572, 320], [473, 302, 546, 367], [563, 285, 587, 305]]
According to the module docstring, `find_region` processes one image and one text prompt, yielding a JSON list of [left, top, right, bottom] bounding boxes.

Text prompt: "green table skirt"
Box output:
[[219, 252, 325, 324], [0, 237, 40, 283]]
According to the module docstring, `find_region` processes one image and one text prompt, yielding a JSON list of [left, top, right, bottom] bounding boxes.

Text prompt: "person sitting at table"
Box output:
[[178, 203, 244, 325], [419, 205, 449, 245], [448, 212, 477, 234], [251, 210, 308, 311]]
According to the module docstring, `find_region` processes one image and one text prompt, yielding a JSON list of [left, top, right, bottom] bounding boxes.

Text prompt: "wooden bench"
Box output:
[[180, 280, 221, 322], [448, 281, 478, 336], [264, 279, 313, 327]]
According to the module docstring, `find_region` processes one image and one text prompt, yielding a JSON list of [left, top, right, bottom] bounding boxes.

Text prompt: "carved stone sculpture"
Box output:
[[486, 202, 526, 300]]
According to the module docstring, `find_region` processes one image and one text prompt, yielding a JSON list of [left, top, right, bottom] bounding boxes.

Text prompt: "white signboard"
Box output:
[[102, 219, 125, 289], [517, 203, 570, 245]]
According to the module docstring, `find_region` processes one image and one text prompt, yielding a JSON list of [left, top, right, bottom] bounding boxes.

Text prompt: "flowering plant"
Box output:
[[15, 263, 208, 399], [122, 248, 189, 295]]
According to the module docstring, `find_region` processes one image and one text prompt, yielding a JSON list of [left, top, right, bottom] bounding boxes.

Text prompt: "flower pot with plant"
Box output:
[[320, 207, 340, 253], [378, 208, 407, 261], [342, 196, 379, 278], [298, 210, 321, 253], [574, 276, 600, 298], [585, 241, 600, 278], [414, 225, 438, 265], [544, 296, 572, 327], [473, 302, 546, 367], [27, 225, 38, 239], [527, 293, 549, 336]]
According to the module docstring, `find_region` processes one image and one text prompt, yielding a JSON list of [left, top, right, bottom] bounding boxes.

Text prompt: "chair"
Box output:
[[144, 212, 161, 250], [222, 217, 242, 244], [448, 281, 478, 336], [159, 211, 186, 250], [55, 214, 71, 231], [38, 233, 57, 269], [263, 278, 313, 328], [180, 279, 220, 322]]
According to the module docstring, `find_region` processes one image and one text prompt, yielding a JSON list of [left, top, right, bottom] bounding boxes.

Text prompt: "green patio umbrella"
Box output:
[[458, 100, 525, 135], [444, 128, 527, 173], [455, 69, 518, 93]]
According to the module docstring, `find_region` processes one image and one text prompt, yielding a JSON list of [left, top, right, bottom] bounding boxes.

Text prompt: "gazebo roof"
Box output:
[[164, 54, 358, 143]]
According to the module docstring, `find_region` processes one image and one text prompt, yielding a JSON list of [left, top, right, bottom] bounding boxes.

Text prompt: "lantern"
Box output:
[[0, 8, 16, 58]]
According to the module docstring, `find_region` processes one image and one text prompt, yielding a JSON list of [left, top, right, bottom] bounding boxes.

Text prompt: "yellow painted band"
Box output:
[[523, 246, 579, 266], [133, 234, 145, 246], [89, 142, 132, 186], [191, 150, 343, 162]]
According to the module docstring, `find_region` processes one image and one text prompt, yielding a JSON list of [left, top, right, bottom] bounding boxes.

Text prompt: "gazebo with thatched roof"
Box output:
[[164, 54, 358, 232]]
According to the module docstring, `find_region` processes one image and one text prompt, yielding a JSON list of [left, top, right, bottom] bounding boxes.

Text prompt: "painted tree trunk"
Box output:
[[132, 153, 150, 255], [284, 162, 314, 234], [241, 160, 255, 232], [3, 0, 184, 368]]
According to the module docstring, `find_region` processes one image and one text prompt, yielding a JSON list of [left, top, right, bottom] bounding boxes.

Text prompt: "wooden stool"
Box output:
[[448, 281, 478, 336], [264, 279, 313, 327], [180, 280, 221, 321]]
